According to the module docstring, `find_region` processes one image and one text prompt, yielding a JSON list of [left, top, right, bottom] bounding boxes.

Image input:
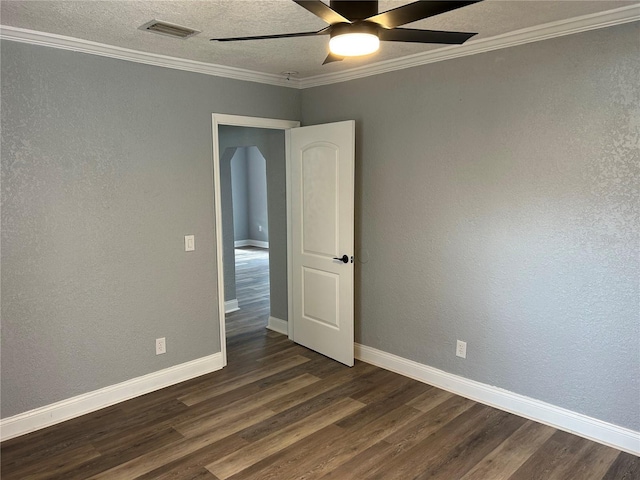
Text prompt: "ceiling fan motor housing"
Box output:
[[330, 21, 379, 39], [329, 0, 378, 20]]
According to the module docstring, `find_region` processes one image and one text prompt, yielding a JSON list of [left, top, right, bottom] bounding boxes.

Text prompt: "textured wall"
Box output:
[[247, 147, 269, 243], [0, 41, 299, 418], [218, 126, 288, 321], [229, 146, 270, 244], [219, 146, 239, 302], [301, 22, 639, 430], [231, 148, 249, 242]]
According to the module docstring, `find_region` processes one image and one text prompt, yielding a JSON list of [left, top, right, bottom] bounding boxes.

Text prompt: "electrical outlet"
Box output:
[[258, 225, 262, 232], [456, 340, 467, 359], [156, 337, 166, 355]]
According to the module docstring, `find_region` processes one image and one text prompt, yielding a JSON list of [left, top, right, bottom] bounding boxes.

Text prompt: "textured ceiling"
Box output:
[[1, 1, 637, 78]]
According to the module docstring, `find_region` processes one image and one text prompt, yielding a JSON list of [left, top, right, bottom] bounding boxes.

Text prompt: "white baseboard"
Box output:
[[355, 343, 639, 456], [266, 316, 288, 335], [234, 239, 269, 249], [225, 299, 240, 313], [0, 352, 223, 442]]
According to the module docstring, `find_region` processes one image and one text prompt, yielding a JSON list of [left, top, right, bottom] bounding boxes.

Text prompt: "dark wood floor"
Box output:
[[2, 246, 638, 479]]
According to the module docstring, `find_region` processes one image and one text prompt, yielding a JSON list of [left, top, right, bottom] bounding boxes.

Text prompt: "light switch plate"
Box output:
[[185, 235, 195, 252]]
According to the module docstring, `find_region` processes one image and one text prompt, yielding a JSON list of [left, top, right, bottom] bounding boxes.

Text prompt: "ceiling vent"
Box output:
[[139, 20, 200, 39]]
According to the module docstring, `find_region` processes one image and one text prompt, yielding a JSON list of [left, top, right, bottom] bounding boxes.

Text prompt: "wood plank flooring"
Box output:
[[2, 246, 637, 479]]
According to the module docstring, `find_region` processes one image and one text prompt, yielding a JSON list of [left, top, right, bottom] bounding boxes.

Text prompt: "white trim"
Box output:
[[0, 353, 223, 442], [299, 4, 640, 88], [355, 344, 640, 456], [234, 239, 269, 249], [212, 118, 227, 367], [285, 128, 294, 341], [0, 26, 296, 88], [213, 114, 300, 130], [2, 5, 638, 90], [266, 316, 288, 335], [212, 114, 300, 367], [224, 299, 240, 314]]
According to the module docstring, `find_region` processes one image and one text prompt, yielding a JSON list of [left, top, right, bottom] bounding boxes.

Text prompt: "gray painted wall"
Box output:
[[231, 148, 249, 241], [230, 147, 269, 244], [301, 23, 639, 431], [218, 127, 287, 321], [1, 21, 636, 434], [247, 147, 269, 243], [0, 41, 299, 418], [219, 145, 238, 302]]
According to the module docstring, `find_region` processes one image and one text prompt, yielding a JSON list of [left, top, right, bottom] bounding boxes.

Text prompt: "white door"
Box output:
[[290, 121, 355, 366]]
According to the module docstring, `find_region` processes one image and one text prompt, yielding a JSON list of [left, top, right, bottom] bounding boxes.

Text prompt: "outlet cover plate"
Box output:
[[456, 340, 467, 359], [156, 337, 166, 355]]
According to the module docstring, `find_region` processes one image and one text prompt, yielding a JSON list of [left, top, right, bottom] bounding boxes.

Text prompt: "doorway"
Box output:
[[213, 115, 356, 367], [212, 114, 300, 366], [226, 145, 270, 337]]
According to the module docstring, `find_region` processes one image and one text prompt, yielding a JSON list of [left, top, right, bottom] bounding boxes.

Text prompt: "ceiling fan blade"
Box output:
[[367, 1, 481, 29], [292, 0, 351, 25], [378, 28, 477, 44], [211, 27, 329, 42], [323, 52, 344, 65]]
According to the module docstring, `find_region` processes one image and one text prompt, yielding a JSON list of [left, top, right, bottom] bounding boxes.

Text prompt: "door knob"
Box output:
[[333, 255, 349, 263]]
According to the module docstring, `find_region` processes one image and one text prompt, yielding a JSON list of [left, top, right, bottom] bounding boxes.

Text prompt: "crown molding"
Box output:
[[299, 4, 640, 88], [1, 4, 638, 90], [0, 25, 301, 88]]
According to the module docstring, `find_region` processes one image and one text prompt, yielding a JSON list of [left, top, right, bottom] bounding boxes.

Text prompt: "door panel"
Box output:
[[290, 121, 355, 366], [302, 144, 338, 256], [303, 267, 339, 328]]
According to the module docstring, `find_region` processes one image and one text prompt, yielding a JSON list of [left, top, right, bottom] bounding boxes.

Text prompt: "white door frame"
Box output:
[[211, 114, 300, 366]]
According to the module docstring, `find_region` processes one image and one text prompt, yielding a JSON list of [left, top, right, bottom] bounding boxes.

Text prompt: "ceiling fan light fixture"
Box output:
[[330, 32, 379, 56], [329, 22, 379, 57]]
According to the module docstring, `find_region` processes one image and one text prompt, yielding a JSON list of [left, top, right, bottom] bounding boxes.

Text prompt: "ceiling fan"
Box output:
[[211, 1, 482, 65]]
